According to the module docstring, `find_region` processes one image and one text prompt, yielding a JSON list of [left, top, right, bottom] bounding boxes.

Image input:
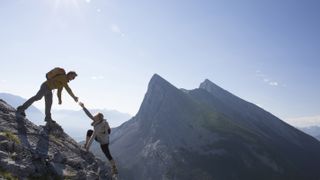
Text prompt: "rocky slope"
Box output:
[[0, 99, 112, 180], [0, 93, 44, 125]]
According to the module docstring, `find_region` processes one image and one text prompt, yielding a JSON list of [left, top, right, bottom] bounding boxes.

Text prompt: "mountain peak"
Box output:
[[200, 79, 220, 90], [199, 79, 227, 97], [145, 74, 179, 98], [149, 74, 172, 89], [136, 74, 187, 122], [203, 78, 212, 84]]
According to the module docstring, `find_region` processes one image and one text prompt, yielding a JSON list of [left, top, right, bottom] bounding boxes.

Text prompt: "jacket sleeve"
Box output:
[[85, 130, 96, 150], [57, 87, 62, 101], [82, 107, 95, 120], [64, 84, 77, 99]]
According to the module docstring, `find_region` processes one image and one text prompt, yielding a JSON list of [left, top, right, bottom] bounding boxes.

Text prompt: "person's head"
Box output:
[[93, 112, 104, 122], [67, 71, 77, 81]]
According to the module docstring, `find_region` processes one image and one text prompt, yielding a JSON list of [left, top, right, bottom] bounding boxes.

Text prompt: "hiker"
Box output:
[[17, 67, 78, 123], [79, 102, 118, 175]]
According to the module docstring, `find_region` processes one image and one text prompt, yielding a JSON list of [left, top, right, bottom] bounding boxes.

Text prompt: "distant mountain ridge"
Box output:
[[299, 126, 320, 141], [108, 74, 320, 180]]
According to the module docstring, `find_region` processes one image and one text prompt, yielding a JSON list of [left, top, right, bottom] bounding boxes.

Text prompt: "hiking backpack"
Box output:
[[46, 67, 66, 80]]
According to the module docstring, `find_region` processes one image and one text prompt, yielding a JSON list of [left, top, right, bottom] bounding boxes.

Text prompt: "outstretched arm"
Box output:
[[64, 84, 78, 102], [79, 102, 94, 120]]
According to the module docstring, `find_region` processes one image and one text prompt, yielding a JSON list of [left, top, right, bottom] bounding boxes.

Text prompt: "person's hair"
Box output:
[[93, 113, 104, 121], [97, 113, 104, 120], [67, 71, 77, 77]]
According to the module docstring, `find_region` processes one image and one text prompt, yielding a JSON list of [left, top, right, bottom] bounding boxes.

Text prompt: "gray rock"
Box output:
[[0, 100, 111, 179]]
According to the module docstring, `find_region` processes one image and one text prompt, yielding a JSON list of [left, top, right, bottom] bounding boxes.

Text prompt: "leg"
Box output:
[[44, 90, 53, 121], [18, 83, 48, 113], [101, 144, 118, 174], [84, 130, 94, 148], [100, 144, 113, 161]]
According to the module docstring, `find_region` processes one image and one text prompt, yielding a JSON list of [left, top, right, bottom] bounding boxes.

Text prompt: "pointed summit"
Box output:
[[201, 79, 218, 85], [200, 79, 221, 91], [198, 79, 255, 115], [148, 74, 177, 92], [142, 74, 182, 109], [149, 73, 165, 83], [199, 79, 232, 99], [137, 74, 187, 120]]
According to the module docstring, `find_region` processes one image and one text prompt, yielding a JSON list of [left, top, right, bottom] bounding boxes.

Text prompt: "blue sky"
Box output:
[[0, 0, 319, 126]]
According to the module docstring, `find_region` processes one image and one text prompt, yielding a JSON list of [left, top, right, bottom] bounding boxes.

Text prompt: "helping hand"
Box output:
[[79, 102, 84, 108]]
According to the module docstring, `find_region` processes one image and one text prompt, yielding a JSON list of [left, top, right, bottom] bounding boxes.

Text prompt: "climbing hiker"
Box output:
[[79, 102, 118, 175], [16, 67, 79, 123]]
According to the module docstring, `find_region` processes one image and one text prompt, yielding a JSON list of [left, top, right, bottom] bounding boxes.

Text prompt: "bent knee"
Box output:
[[33, 95, 43, 101], [86, 129, 94, 137]]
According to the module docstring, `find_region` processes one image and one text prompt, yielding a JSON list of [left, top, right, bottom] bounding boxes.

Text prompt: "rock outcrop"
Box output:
[[0, 99, 111, 180]]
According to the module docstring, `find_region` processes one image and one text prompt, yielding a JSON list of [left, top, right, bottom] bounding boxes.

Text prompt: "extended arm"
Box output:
[[83, 107, 95, 121], [79, 102, 95, 121], [64, 84, 78, 102]]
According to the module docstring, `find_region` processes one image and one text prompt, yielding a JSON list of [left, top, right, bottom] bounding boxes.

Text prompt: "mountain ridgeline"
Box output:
[[109, 74, 320, 180]]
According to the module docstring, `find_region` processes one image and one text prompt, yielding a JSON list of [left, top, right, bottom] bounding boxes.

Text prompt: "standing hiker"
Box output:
[[16, 67, 78, 123], [79, 102, 118, 175]]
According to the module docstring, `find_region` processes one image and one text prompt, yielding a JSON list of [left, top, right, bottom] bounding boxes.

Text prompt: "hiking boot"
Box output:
[[44, 117, 56, 123], [110, 160, 118, 175], [16, 106, 26, 117], [111, 165, 118, 175], [82, 143, 87, 149]]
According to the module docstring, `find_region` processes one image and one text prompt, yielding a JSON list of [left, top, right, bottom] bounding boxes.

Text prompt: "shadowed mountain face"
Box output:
[[109, 74, 320, 180], [0, 100, 112, 179]]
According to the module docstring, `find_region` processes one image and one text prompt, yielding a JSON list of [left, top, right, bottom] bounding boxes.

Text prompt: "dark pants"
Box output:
[[20, 82, 52, 119], [87, 130, 113, 161]]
